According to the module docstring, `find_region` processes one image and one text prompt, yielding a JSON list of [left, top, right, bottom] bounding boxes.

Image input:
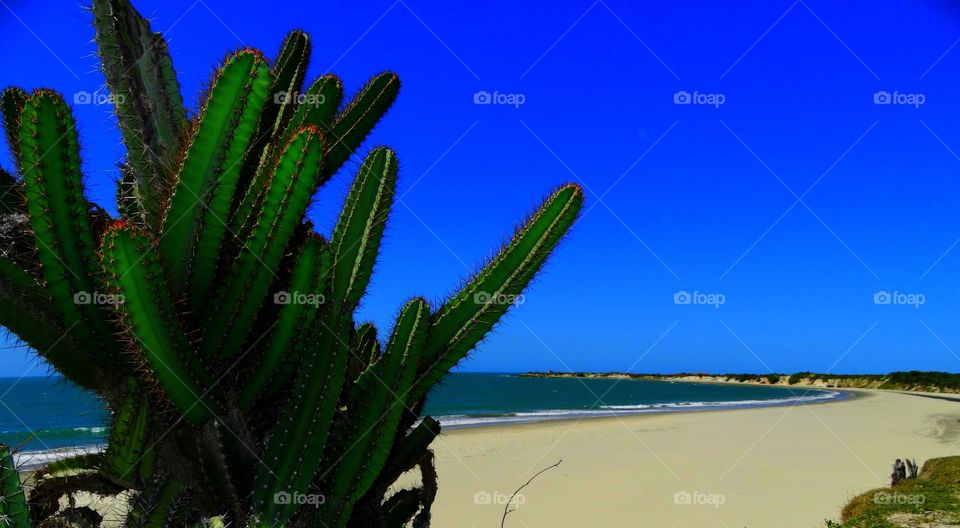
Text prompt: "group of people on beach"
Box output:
[[891, 458, 918, 486]]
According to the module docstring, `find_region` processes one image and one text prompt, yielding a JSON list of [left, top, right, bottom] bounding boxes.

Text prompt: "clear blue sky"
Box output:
[[2, 0, 960, 376]]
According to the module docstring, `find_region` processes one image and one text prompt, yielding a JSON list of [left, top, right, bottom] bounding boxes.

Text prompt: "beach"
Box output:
[[420, 389, 960, 527]]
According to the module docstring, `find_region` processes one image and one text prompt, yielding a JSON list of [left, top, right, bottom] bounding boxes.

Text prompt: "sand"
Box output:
[[420, 389, 960, 528]]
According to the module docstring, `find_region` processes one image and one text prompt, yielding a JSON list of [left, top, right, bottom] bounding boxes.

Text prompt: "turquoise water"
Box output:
[[421, 373, 843, 426], [0, 374, 843, 457], [0, 377, 109, 453]]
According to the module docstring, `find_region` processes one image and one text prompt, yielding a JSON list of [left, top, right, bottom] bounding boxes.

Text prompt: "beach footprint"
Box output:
[[917, 414, 960, 443]]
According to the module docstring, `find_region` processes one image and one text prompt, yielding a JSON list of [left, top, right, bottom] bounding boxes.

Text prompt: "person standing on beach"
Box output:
[[892, 459, 905, 486]]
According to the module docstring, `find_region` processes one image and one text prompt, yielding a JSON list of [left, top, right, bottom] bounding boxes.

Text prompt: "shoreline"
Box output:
[[436, 389, 861, 434], [437, 385, 852, 431], [423, 388, 960, 527]]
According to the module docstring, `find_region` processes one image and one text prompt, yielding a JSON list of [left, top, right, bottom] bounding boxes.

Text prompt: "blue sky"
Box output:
[[2, 0, 960, 376]]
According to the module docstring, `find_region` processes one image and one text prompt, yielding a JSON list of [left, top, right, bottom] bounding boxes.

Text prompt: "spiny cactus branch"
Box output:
[[92, 0, 189, 230]]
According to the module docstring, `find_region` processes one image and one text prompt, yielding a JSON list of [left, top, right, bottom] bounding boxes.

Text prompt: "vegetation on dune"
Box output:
[[0, 0, 583, 525], [779, 371, 960, 391], [827, 456, 960, 527], [521, 371, 960, 393]]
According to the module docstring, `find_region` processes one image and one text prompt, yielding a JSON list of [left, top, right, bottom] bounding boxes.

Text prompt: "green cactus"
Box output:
[[0, 88, 26, 175], [0, 0, 584, 526], [0, 444, 29, 527], [92, 0, 188, 231], [160, 49, 270, 304]]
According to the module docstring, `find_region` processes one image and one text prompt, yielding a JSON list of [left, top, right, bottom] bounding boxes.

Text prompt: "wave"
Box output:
[[14, 445, 104, 470], [435, 390, 845, 428], [1, 426, 108, 437], [599, 390, 841, 410]]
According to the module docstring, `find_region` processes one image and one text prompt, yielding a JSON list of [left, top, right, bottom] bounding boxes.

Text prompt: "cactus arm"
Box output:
[[230, 74, 343, 236], [260, 30, 311, 148], [18, 90, 120, 371], [0, 254, 105, 389], [91, 0, 188, 154], [323, 72, 399, 180], [18, 90, 100, 293], [204, 126, 325, 359], [348, 302, 426, 412], [91, 0, 188, 229], [293, 74, 344, 134], [411, 183, 584, 403], [253, 310, 349, 524], [101, 377, 151, 485], [160, 49, 269, 294], [329, 147, 397, 312], [0, 444, 29, 528], [251, 148, 397, 517], [227, 31, 309, 244], [186, 56, 271, 309], [1, 87, 26, 174], [102, 224, 219, 426], [239, 236, 330, 408], [319, 298, 428, 527]]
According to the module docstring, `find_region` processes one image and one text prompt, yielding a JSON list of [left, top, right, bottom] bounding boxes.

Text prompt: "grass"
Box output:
[[830, 456, 960, 527]]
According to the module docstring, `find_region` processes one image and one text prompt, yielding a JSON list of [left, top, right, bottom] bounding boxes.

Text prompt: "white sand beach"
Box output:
[[421, 389, 960, 527]]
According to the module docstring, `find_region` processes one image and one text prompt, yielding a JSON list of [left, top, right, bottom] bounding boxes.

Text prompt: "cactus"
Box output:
[[0, 0, 584, 526]]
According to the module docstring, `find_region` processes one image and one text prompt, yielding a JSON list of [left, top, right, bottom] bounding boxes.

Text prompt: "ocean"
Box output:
[[0, 373, 844, 464]]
